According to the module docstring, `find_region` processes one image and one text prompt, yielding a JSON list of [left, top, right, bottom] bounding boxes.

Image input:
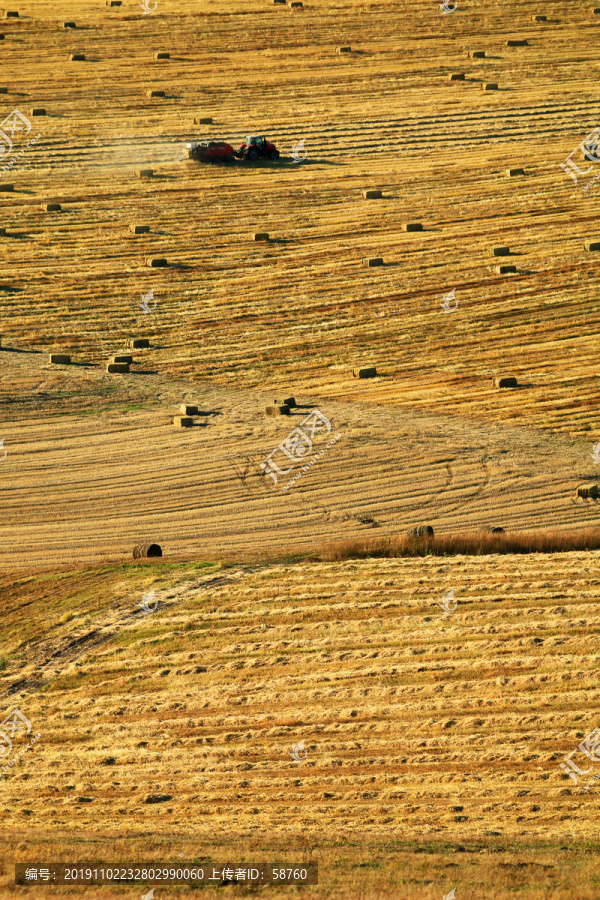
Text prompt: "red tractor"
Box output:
[[184, 140, 236, 163], [236, 135, 280, 161]]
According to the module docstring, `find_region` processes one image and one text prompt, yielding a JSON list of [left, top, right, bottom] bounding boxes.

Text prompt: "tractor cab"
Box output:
[[238, 135, 280, 161]]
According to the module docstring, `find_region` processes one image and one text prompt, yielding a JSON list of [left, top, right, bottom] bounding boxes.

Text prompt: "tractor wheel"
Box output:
[[269, 149, 280, 160], [226, 154, 235, 163], [247, 148, 259, 161]]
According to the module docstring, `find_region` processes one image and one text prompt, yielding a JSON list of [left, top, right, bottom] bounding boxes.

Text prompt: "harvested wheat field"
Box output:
[[2, 0, 600, 895]]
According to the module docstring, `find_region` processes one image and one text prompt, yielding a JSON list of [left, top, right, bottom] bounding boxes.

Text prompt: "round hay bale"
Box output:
[[253, 232, 269, 241], [147, 89, 165, 98], [174, 416, 194, 427], [265, 405, 290, 416], [0, 183, 13, 192], [353, 366, 377, 378], [494, 376, 518, 387], [135, 168, 154, 177], [496, 264, 517, 274], [403, 222, 423, 231], [107, 362, 129, 374], [68, 52, 85, 61], [31, 108, 46, 116], [130, 224, 150, 234], [418, 525, 434, 537], [585, 241, 600, 251], [362, 257, 383, 267], [362, 189, 382, 199], [147, 257, 168, 267], [492, 246, 510, 256], [154, 51, 170, 59], [482, 82, 498, 90], [507, 168, 524, 176], [577, 484, 599, 499], [449, 73, 465, 81], [133, 543, 162, 559], [43, 202, 61, 211], [180, 403, 199, 415], [49, 353, 71, 364]]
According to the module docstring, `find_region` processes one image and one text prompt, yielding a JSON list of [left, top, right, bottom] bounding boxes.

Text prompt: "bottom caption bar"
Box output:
[[15, 863, 318, 885]]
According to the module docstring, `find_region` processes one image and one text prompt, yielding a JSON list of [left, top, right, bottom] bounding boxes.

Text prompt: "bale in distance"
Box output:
[[362, 257, 383, 267], [253, 232, 269, 241], [290, 1, 303, 6], [469, 49, 486, 58], [174, 416, 194, 427], [362, 189, 382, 199], [482, 83, 498, 91], [532, 14, 546, 21], [577, 484, 599, 499], [107, 362, 129, 374], [266, 405, 290, 416], [0, 183, 13, 192], [49, 353, 71, 365], [147, 90, 165, 98], [0, 87, 7, 94], [154, 51, 170, 59], [135, 169, 154, 177], [274, 0, 285, 4], [0, 227, 5, 235], [336, 46, 351, 53], [43, 202, 61, 211], [3, 10, 18, 17], [194, 116, 213, 124], [507, 168, 524, 176], [180, 403, 199, 415], [585, 241, 600, 251], [449, 73, 465, 81], [63, 21, 76, 28], [68, 52, 85, 61], [274, 396, 296, 408], [106, 1, 122, 5], [110, 354, 133, 364], [31, 108, 46, 116], [147, 257, 168, 267], [133, 543, 162, 559], [494, 376, 517, 388], [496, 264, 517, 274], [129, 338, 149, 349], [507, 39, 528, 46], [353, 366, 377, 378], [0, 33, 4, 38], [407, 525, 434, 537], [492, 246, 510, 256], [403, 222, 423, 231], [130, 224, 150, 234], [593, 6, 600, 13]]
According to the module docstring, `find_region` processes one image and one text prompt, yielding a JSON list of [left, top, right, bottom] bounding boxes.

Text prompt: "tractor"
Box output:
[[236, 135, 280, 161], [184, 140, 236, 163]]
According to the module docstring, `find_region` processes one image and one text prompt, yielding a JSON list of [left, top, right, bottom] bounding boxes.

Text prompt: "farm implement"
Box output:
[[184, 135, 280, 163]]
